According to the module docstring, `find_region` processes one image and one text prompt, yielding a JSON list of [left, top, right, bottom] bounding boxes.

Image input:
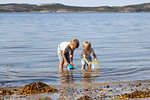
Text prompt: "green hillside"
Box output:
[[0, 3, 150, 12]]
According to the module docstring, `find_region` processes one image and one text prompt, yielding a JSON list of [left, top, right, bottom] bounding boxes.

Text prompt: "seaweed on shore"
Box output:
[[0, 81, 58, 96], [76, 95, 93, 100], [0, 88, 14, 95], [116, 90, 150, 99], [18, 81, 58, 95], [36, 97, 52, 100]]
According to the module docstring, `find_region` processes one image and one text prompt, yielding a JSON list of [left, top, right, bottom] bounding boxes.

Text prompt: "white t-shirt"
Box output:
[[58, 42, 74, 53]]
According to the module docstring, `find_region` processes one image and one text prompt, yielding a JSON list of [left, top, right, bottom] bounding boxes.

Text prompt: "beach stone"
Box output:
[[104, 85, 110, 88], [136, 83, 142, 87]]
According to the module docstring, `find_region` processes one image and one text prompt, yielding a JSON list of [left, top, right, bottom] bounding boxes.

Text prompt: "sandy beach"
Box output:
[[0, 80, 150, 100]]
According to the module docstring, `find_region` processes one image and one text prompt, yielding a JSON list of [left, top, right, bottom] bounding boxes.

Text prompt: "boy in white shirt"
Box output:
[[58, 39, 79, 71]]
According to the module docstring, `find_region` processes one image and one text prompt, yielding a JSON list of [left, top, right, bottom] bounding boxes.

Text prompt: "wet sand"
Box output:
[[0, 80, 150, 100]]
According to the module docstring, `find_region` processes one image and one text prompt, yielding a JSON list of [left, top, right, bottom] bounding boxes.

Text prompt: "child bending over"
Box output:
[[58, 39, 79, 71], [81, 41, 97, 70]]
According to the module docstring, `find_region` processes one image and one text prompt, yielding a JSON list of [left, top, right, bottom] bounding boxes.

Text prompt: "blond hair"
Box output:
[[70, 39, 79, 48], [83, 41, 91, 51]]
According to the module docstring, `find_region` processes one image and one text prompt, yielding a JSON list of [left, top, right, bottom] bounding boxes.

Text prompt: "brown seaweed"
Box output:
[[116, 90, 150, 99], [0, 88, 14, 95], [18, 81, 58, 95], [76, 95, 93, 100]]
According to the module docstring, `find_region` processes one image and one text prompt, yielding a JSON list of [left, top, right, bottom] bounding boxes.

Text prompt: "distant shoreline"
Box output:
[[0, 3, 150, 13], [0, 11, 150, 13]]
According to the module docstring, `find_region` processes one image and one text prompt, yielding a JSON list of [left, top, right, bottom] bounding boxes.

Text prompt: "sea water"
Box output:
[[0, 12, 150, 87]]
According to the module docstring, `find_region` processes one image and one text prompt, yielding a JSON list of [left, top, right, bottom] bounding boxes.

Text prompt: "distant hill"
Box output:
[[0, 3, 150, 12]]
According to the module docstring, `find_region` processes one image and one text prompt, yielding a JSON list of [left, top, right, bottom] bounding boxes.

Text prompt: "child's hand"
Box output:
[[71, 62, 74, 66], [88, 62, 91, 67], [95, 58, 97, 61], [65, 62, 69, 67]]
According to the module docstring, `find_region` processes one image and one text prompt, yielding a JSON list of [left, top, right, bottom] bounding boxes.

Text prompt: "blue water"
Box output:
[[0, 13, 150, 87]]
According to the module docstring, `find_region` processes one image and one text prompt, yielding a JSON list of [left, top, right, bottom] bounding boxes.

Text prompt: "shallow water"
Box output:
[[0, 12, 150, 87]]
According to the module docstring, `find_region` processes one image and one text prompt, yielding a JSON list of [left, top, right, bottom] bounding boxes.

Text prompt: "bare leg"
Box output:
[[82, 65, 85, 70], [59, 61, 64, 71]]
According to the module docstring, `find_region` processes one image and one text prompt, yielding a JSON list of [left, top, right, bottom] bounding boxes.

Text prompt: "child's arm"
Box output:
[[62, 51, 69, 67], [83, 56, 91, 66], [70, 51, 74, 66], [92, 49, 97, 61], [93, 53, 97, 61]]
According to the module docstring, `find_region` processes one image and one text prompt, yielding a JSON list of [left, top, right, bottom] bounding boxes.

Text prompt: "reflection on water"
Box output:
[[60, 70, 74, 84], [82, 70, 100, 83], [59, 69, 100, 85], [82, 70, 93, 83]]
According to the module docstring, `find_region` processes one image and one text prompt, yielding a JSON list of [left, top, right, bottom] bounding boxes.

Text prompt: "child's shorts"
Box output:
[[58, 50, 70, 62], [81, 57, 92, 66]]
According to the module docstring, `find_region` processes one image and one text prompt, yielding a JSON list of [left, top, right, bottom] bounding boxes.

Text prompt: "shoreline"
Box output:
[[1, 80, 150, 99], [1, 79, 150, 89]]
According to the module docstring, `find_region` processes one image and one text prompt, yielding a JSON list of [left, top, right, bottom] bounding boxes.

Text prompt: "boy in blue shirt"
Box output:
[[81, 41, 97, 70]]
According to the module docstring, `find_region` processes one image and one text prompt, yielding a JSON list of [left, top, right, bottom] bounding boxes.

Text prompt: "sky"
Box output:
[[0, 0, 150, 7]]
